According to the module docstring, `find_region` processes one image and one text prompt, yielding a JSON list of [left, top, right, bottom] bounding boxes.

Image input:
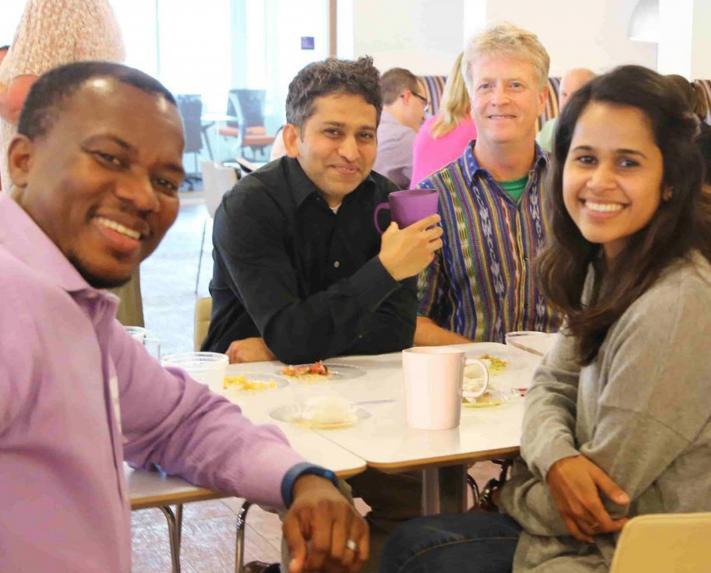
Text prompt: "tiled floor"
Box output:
[[133, 195, 500, 571]]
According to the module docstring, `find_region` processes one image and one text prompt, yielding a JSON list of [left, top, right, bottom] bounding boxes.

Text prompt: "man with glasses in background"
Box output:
[[373, 67, 428, 189]]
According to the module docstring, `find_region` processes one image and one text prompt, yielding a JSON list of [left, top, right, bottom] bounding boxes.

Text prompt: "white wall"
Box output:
[[482, 0, 657, 76], [340, 0, 664, 78], [343, 0, 465, 75]]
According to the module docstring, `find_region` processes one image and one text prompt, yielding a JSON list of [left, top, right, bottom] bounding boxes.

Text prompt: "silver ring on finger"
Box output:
[[345, 539, 358, 552]]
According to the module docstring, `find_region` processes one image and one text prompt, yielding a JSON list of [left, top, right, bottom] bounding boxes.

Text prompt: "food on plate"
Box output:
[[478, 353, 508, 374], [223, 375, 278, 391], [299, 396, 357, 428], [462, 391, 504, 408], [281, 360, 330, 380]]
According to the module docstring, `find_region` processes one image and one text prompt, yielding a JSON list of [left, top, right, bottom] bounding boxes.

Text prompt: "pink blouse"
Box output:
[[411, 115, 477, 186]]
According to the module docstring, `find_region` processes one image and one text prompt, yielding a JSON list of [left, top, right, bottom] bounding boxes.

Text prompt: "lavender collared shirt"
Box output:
[[373, 110, 417, 189], [0, 194, 305, 572]]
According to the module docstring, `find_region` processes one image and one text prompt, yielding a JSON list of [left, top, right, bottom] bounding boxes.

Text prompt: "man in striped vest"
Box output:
[[415, 22, 561, 345]]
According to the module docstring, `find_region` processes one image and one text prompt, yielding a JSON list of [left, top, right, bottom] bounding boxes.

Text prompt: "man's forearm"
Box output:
[[414, 316, 471, 346]]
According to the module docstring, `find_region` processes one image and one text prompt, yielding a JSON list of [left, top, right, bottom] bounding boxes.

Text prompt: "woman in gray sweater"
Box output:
[[380, 65, 711, 573]]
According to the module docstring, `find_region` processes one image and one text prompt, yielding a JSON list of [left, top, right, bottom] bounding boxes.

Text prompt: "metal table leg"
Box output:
[[421, 465, 468, 516], [234, 501, 252, 573], [158, 505, 181, 573]]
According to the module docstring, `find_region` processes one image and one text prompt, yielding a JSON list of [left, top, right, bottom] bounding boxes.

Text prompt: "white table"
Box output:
[[223, 343, 543, 515]]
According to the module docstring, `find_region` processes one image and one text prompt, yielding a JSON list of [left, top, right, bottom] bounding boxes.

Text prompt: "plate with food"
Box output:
[[269, 396, 371, 429], [223, 372, 289, 392], [464, 350, 526, 376], [462, 389, 515, 408], [279, 360, 365, 381]]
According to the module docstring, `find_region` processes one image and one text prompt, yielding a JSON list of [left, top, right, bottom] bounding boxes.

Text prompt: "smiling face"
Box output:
[[9, 78, 185, 287], [469, 53, 547, 149], [563, 101, 665, 260], [283, 92, 377, 208]]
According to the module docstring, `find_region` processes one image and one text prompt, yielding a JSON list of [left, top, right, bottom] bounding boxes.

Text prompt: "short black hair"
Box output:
[[18, 61, 177, 140], [285, 56, 382, 128]]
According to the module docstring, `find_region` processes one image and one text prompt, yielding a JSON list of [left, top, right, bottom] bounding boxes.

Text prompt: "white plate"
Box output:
[[278, 362, 366, 381], [269, 404, 371, 429], [223, 372, 289, 392], [505, 331, 557, 356]]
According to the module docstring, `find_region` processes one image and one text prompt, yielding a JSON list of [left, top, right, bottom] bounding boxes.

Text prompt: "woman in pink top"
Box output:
[[411, 53, 477, 186]]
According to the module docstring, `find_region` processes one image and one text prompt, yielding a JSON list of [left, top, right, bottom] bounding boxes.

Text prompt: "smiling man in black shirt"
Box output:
[[203, 57, 442, 364]]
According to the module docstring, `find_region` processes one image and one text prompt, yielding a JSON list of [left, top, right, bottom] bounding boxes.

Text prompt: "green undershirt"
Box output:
[[498, 175, 529, 202]]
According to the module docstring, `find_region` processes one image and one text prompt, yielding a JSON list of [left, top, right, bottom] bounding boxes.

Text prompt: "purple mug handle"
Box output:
[[373, 202, 391, 234]]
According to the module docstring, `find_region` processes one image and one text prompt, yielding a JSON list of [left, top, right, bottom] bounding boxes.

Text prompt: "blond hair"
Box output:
[[462, 22, 550, 95], [431, 53, 471, 138]]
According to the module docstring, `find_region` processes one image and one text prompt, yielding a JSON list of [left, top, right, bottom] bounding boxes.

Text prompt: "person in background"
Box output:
[[0, 61, 368, 573], [666, 73, 711, 185], [381, 64, 711, 573], [373, 67, 428, 189], [0, 0, 124, 190], [536, 67, 595, 152], [410, 53, 477, 186], [415, 23, 561, 346], [0, 0, 145, 326]]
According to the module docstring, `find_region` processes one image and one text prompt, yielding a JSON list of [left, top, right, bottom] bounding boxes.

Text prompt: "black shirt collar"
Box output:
[[284, 156, 378, 208]]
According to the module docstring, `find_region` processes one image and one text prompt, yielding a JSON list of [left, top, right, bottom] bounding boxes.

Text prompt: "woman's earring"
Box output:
[[662, 187, 673, 201]]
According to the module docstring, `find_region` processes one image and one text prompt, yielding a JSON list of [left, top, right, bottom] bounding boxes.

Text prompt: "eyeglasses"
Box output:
[[404, 90, 430, 113]]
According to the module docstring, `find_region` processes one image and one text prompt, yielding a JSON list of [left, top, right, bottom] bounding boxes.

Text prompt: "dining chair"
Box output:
[[227, 89, 275, 161], [609, 512, 711, 572], [196, 162, 240, 294], [176, 94, 206, 189]]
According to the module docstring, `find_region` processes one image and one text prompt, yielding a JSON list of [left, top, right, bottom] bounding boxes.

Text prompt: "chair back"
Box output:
[[200, 161, 239, 218], [176, 94, 204, 153], [610, 512, 711, 573], [234, 89, 268, 128], [194, 297, 213, 351]]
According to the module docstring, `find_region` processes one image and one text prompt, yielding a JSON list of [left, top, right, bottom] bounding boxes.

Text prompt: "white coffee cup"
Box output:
[[162, 351, 228, 393], [402, 347, 489, 430]]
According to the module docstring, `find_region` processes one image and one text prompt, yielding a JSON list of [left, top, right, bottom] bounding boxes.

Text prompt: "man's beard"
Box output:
[[68, 253, 132, 289]]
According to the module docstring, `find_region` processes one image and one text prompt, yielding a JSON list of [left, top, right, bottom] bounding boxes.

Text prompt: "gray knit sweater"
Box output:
[[499, 251, 711, 572]]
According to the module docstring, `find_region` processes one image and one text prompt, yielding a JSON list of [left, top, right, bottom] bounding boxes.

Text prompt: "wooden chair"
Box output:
[[610, 512, 711, 572], [194, 296, 213, 351]]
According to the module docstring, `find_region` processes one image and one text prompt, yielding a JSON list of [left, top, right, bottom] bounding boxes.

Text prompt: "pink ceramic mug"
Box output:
[[402, 347, 489, 430], [374, 188, 439, 233]]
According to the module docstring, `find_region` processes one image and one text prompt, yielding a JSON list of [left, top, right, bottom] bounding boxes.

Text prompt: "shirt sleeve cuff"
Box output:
[[530, 440, 580, 479], [280, 462, 339, 507], [348, 256, 401, 311]]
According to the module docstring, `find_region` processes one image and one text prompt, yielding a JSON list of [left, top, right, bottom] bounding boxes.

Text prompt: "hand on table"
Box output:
[[284, 475, 369, 573], [547, 455, 630, 543], [378, 214, 443, 281], [226, 337, 275, 364]]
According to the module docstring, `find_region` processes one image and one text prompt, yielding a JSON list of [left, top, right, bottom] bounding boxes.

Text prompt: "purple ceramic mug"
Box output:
[[374, 189, 439, 233]]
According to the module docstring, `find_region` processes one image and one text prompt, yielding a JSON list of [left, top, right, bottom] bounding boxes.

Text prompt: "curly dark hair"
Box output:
[[538, 64, 711, 364], [18, 61, 176, 140], [285, 56, 382, 128]]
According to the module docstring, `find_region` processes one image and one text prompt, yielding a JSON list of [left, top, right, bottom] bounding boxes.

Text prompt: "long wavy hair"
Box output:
[[431, 53, 471, 138], [537, 65, 711, 364]]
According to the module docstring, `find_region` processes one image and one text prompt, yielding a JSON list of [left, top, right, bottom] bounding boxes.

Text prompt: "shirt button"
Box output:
[[333, 260, 340, 268]]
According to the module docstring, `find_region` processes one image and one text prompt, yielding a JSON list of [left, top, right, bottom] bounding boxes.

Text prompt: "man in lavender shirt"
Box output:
[[373, 67, 428, 189], [0, 61, 367, 573]]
